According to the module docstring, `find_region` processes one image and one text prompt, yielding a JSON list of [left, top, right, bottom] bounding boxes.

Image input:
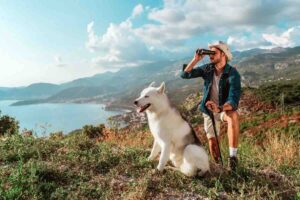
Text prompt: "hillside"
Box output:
[[4, 46, 300, 109], [0, 83, 63, 100], [0, 83, 299, 199]]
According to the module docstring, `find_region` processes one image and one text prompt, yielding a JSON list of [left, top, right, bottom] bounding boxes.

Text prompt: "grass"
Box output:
[[0, 118, 299, 200], [0, 87, 300, 199]]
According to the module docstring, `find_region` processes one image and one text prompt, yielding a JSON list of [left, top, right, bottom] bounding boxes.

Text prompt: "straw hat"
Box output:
[[209, 41, 233, 61]]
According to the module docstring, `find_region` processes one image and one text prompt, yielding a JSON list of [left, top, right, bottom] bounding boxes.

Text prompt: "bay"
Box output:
[[0, 100, 126, 136]]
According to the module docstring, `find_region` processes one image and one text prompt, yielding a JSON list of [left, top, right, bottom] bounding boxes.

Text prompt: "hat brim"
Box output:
[[208, 44, 232, 61]]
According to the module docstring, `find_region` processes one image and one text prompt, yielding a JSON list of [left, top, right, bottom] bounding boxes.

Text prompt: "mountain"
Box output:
[[0, 83, 63, 100], [3, 46, 300, 108], [231, 47, 288, 64], [235, 46, 300, 86]]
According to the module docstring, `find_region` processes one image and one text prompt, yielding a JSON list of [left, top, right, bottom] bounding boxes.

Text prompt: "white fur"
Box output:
[[135, 82, 210, 176]]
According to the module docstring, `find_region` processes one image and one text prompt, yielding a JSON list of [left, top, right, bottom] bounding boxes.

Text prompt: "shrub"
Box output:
[[255, 80, 300, 107], [21, 129, 33, 137], [0, 111, 19, 136], [82, 124, 105, 139], [49, 131, 64, 140]]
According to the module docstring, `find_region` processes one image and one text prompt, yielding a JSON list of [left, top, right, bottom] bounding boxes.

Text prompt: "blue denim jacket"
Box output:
[[180, 63, 241, 115]]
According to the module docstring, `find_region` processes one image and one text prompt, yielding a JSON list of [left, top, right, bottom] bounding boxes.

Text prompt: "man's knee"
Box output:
[[224, 111, 239, 123]]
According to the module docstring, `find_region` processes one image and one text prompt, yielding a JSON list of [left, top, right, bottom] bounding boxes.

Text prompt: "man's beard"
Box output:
[[211, 57, 221, 64]]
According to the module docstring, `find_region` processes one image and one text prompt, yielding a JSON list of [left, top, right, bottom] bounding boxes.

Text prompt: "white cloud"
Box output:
[[86, 0, 300, 69], [135, 0, 300, 50], [54, 55, 62, 63], [54, 55, 66, 67], [227, 26, 300, 50], [262, 27, 299, 48], [140, 0, 251, 43], [130, 4, 144, 19], [86, 18, 160, 69], [86, 21, 102, 52], [148, 7, 185, 24], [87, 22, 94, 34], [227, 34, 267, 51]]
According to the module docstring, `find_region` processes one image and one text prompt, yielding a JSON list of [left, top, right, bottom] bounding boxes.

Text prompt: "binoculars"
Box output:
[[196, 48, 216, 55]]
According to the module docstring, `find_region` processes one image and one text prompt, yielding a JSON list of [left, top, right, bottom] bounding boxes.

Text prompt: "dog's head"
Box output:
[[134, 82, 166, 113]]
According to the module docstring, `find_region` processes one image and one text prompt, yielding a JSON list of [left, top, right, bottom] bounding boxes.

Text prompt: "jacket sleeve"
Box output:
[[226, 69, 241, 110], [180, 64, 205, 79]]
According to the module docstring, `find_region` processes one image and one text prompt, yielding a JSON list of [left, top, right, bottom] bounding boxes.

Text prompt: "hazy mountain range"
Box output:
[[1, 46, 299, 109]]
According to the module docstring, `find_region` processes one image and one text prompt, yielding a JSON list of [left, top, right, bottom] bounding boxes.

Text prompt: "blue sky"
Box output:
[[0, 0, 299, 87]]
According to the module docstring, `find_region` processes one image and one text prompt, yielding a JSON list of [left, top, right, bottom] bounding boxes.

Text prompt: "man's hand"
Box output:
[[194, 51, 204, 62], [206, 101, 221, 113], [184, 50, 205, 73]]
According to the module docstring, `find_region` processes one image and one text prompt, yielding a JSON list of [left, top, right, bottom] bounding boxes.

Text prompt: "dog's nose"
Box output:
[[134, 100, 138, 105]]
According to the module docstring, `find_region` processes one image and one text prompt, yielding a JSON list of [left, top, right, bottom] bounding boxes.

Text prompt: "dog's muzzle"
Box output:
[[134, 100, 151, 113], [136, 103, 151, 113]]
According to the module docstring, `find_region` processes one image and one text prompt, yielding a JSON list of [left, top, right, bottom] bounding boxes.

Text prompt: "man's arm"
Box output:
[[206, 100, 232, 113], [180, 53, 205, 79], [206, 69, 241, 113], [225, 69, 242, 110], [184, 56, 201, 73], [206, 100, 235, 113], [221, 103, 234, 112]]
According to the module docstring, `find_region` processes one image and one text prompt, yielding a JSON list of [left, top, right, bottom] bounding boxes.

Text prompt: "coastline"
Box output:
[[5, 99, 141, 131], [0, 99, 136, 136]]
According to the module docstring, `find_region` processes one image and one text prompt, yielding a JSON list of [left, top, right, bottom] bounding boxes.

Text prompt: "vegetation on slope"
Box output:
[[0, 81, 299, 199]]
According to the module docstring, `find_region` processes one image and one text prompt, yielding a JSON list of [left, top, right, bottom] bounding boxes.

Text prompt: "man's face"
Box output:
[[209, 47, 223, 64]]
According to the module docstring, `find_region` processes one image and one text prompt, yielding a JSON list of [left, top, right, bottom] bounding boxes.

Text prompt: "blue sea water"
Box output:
[[0, 100, 126, 136]]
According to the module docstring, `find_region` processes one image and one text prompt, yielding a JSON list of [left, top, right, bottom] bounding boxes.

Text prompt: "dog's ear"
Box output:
[[148, 82, 155, 87], [157, 82, 165, 94]]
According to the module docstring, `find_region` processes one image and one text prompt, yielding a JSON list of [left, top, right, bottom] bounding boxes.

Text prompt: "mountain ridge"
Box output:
[[2, 46, 300, 108]]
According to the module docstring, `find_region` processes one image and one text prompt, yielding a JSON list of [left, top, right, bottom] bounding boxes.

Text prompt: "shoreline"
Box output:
[[9, 99, 135, 113], [103, 103, 135, 112], [0, 99, 137, 137]]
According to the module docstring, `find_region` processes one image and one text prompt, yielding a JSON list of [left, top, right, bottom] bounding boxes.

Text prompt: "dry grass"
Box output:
[[264, 130, 299, 166], [1, 122, 299, 199], [99, 124, 153, 148]]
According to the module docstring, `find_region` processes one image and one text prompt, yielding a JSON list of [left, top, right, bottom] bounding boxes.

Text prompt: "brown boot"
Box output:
[[228, 156, 238, 173], [208, 137, 220, 163]]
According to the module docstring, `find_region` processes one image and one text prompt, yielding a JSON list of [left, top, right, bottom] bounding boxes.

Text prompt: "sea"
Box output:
[[0, 100, 127, 137]]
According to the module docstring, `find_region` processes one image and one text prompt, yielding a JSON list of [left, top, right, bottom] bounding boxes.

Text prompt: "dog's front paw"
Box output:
[[157, 164, 165, 172], [147, 156, 155, 161]]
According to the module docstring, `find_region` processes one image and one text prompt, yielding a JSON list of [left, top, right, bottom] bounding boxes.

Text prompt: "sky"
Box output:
[[0, 0, 300, 87]]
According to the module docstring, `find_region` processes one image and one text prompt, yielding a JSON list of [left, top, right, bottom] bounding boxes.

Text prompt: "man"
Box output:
[[180, 41, 241, 172]]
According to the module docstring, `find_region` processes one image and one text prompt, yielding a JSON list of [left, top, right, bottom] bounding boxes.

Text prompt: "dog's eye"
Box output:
[[145, 95, 149, 98]]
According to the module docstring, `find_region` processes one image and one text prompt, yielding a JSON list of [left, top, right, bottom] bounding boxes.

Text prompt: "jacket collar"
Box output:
[[223, 63, 231, 74], [211, 62, 231, 75]]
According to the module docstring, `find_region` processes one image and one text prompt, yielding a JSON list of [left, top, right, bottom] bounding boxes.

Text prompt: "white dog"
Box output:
[[134, 82, 210, 176]]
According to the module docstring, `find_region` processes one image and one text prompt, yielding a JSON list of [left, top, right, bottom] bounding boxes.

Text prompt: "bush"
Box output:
[[0, 111, 19, 136], [49, 131, 64, 140], [255, 80, 300, 106], [82, 124, 105, 139]]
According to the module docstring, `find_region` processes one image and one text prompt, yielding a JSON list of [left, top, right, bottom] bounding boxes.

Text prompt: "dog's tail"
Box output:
[[181, 144, 210, 177]]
